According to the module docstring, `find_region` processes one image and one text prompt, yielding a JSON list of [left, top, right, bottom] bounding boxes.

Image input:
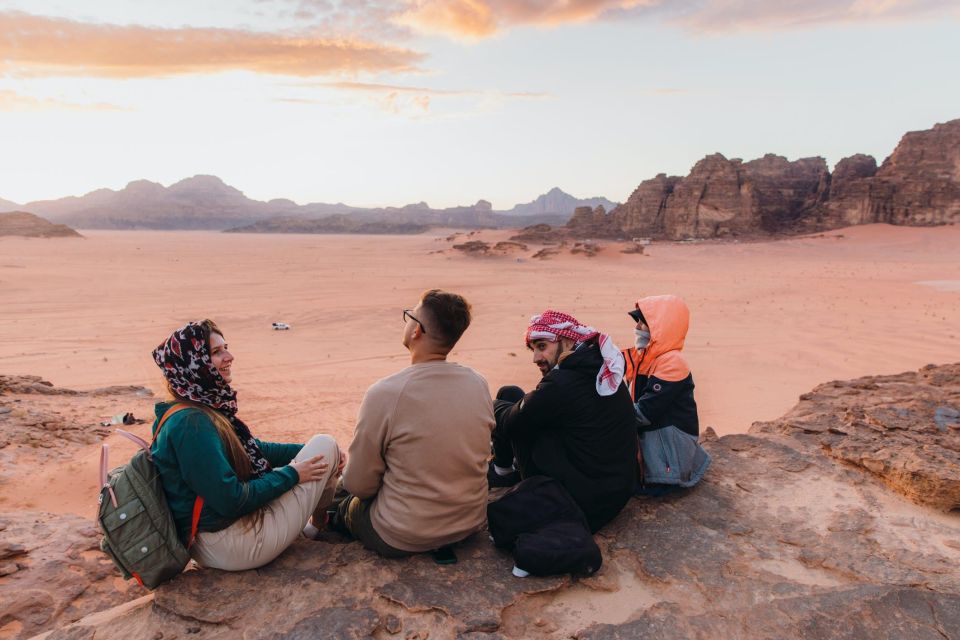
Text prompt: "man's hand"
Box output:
[[336, 451, 348, 477], [291, 455, 329, 483]]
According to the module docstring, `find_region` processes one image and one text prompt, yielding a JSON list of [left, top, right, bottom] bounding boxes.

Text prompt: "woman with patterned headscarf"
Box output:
[[150, 319, 342, 571]]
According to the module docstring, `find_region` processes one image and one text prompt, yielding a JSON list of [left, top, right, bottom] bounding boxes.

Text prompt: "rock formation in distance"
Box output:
[[0, 211, 82, 238], [592, 118, 960, 240]]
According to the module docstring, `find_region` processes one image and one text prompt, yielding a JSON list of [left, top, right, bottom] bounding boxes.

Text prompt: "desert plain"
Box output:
[[0, 223, 958, 520]]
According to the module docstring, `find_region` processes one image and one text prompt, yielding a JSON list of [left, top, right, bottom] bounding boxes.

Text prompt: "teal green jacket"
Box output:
[[150, 402, 302, 542]]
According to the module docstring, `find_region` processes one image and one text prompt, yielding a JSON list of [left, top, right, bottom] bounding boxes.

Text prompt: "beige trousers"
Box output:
[[191, 434, 339, 571]]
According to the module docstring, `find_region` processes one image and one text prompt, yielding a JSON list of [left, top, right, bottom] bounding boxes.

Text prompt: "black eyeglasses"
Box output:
[[402, 309, 427, 334]]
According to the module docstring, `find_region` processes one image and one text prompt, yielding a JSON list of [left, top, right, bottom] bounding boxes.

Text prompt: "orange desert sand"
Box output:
[[1, 223, 958, 519]]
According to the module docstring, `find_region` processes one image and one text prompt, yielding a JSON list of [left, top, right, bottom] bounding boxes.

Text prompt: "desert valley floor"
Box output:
[[1, 224, 958, 518]]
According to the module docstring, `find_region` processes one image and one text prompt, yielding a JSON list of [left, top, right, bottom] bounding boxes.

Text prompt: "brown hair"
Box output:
[[419, 289, 472, 350]]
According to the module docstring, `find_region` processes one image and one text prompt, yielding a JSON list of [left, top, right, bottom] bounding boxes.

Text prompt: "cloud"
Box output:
[[0, 10, 426, 78], [396, 0, 654, 37], [324, 81, 471, 95], [0, 89, 126, 112], [393, 0, 958, 37], [279, 80, 549, 116], [303, 80, 548, 97], [670, 0, 960, 32]]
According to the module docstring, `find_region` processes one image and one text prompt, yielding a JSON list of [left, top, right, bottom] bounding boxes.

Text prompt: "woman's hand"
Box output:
[[291, 455, 329, 483]]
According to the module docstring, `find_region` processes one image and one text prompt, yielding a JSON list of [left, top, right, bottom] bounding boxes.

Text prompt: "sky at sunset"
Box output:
[[1, 0, 958, 208]]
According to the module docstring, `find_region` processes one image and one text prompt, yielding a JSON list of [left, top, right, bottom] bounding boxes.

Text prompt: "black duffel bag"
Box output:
[[487, 475, 601, 577]]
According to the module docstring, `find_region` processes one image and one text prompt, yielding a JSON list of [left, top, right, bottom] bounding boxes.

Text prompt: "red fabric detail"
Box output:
[[525, 310, 598, 345], [188, 496, 204, 548], [132, 572, 145, 588]]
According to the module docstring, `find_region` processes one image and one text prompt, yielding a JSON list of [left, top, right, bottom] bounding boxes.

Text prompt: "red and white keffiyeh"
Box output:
[[525, 310, 625, 396]]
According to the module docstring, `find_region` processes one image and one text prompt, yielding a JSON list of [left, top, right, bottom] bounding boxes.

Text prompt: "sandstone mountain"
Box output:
[[0, 211, 82, 238], [819, 120, 960, 228], [0, 197, 20, 213], [3, 364, 958, 639], [19, 176, 331, 230], [503, 187, 618, 218], [581, 118, 960, 240], [6, 180, 595, 231]]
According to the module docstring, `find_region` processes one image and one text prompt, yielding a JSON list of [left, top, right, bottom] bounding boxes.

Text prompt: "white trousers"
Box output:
[[191, 434, 339, 571]]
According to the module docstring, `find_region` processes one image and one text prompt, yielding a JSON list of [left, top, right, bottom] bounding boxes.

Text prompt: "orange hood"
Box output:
[[635, 294, 690, 377]]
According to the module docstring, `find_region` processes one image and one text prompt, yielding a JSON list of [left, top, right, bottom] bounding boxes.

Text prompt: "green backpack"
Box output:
[[97, 403, 203, 589]]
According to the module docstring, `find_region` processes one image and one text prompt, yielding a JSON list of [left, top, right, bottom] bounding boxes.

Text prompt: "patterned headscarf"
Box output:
[[152, 321, 271, 478], [525, 310, 625, 397]]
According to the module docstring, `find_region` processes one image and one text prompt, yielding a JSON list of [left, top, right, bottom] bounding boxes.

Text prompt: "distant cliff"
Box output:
[[578, 118, 960, 240], [0, 211, 82, 238], [503, 187, 618, 217], [17, 176, 346, 230], [7, 180, 595, 231]]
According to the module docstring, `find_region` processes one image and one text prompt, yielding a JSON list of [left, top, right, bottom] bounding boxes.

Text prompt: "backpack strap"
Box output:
[[97, 404, 190, 511], [100, 444, 118, 508], [152, 403, 194, 444]]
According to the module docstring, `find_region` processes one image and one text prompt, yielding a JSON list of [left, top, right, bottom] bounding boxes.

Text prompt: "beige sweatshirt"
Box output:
[[343, 361, 494, 552]]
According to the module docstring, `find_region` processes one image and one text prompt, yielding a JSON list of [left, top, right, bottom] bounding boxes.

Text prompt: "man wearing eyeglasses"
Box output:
[[333, 289, 494, 557]]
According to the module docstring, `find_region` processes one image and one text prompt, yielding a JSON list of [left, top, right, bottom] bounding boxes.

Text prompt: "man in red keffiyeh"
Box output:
[[490, 310, 638, 533]]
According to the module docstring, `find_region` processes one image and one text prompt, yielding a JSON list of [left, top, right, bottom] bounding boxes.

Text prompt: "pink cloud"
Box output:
[[396, 0, 655, 37], [670, 0, 960, 32], [0, 10, 425, 78], [394, 0, 958, 37]]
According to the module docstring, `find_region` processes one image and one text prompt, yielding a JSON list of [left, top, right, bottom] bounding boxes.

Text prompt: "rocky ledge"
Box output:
[[3, 365, 958, 640]]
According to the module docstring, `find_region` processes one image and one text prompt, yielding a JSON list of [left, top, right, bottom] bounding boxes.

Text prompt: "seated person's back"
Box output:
[[340, 290, 494, 555], [345, 360, 492, 551]]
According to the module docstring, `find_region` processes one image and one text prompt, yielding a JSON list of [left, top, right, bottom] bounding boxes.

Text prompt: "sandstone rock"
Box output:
[[606, 154, 829, 240], [452, 241, 491, 255], [611, 174, 680, 238], [569, 242, 601, 257], [491, 241, 527, 253], [871, 119, 960, 226], [601, 119, 959, 240], [509, 224, 562, 244], [530, 247, 561, 260], [741, 154, 830, 232], [577, 587, 960, 639], [0, 376, 151, 451], [0, 542, 27, 560], [751, 363, 960, 510], [0, 512, 140, 639], [268, 607, 380, 639], [565, 205, 620, 238]]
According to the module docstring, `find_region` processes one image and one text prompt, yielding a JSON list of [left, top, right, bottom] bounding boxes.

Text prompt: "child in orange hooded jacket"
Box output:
[[622, 295, 709, 492]]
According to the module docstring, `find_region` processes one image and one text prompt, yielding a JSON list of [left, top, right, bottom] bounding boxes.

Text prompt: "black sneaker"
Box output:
[[487, 461, 520, 488]]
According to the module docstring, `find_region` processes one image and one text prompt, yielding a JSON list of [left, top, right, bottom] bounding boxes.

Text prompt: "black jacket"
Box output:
[[494, 341, 637, 532], [631, 372, 700, 437]]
